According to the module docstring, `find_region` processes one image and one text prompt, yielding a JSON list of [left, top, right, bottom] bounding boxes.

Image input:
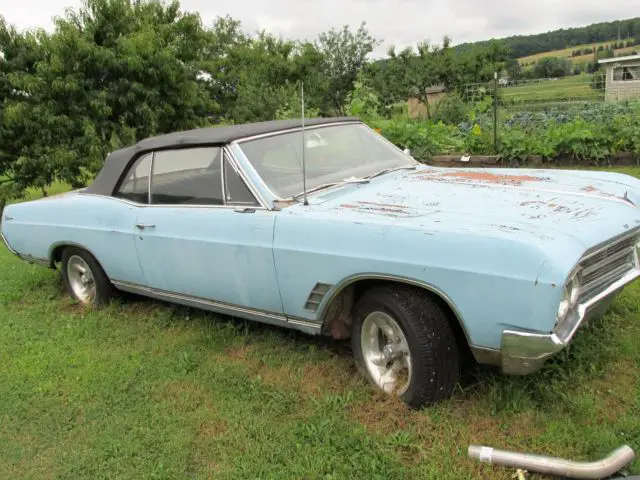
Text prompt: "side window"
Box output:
[[150, 147, 223, 205], [114, 153, 152, 204], [224, 157, 259, 206]]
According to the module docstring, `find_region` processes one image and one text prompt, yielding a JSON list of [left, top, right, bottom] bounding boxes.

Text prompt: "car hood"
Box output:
[[305, 165, 640, 253]]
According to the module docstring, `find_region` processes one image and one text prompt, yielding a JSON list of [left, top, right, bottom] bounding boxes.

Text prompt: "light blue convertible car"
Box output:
[[2, 117, 640, 408]]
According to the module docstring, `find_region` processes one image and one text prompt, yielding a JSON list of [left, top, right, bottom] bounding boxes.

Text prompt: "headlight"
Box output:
[[557, 270, 580, 320]]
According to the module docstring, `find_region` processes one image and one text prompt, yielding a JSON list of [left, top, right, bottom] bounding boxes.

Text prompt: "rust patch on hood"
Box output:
[[415, 170, 547, 186], [339, 201, 418, 217], [581, 185, 635, 206]]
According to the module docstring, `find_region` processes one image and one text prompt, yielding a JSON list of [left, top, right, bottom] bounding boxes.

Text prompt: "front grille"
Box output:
[[578, 233, 638, 303]]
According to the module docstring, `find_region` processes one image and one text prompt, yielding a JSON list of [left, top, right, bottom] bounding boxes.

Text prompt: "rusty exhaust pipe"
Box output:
[[468, 444, 635, 479]]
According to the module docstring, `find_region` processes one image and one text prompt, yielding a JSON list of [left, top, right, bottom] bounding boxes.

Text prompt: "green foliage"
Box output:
[[275, 84, 320, 120], [345, 73, 380, 120], [316, 22, 379, 115], [533, 56, 573, 78], [431, 93, 468, 125], [377, 118, 464, 159], [371, 102, 640, 164]]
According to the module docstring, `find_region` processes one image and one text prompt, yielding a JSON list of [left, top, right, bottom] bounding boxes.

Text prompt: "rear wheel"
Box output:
[[61, 247, 114, 306], [351, 286, 460, 408]]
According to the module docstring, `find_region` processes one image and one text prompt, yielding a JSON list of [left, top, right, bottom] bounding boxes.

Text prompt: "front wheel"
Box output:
[[61, 247, 114, 306], [351, 286, 460, 408]]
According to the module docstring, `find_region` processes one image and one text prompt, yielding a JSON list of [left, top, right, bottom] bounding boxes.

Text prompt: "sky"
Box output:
[[3, 0, 639, 56]]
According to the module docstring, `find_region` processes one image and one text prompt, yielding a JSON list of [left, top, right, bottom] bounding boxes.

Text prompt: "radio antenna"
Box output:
[[301, 82, 309, 206]]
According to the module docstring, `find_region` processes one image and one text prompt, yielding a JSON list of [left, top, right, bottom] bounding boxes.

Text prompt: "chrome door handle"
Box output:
[[135, 223, 156, 230]]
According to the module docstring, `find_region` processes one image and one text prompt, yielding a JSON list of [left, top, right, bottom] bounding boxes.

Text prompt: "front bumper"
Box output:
[[500, 268, 640, 375]]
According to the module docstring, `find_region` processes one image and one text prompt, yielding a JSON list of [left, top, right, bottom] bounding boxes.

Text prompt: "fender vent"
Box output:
[[304, 283, 333, 311]]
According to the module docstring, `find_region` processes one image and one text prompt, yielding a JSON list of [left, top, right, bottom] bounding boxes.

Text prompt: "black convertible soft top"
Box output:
[[84, 117, 359, 196]]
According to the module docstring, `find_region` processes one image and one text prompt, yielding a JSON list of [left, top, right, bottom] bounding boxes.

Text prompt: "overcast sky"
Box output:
[[4, 0, 639, 55]]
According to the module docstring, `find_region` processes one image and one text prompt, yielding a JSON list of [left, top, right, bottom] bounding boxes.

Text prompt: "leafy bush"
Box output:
[[534, 57, 572, 78], [378, 118, 464, 159], [431, 93, 468, 125], [372, 101, 640, 164]]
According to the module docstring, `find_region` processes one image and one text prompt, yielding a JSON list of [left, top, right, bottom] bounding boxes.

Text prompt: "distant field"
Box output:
[[500, 74, 603, 104], [518, 39, 636, 65], [570, 45, 638, 65]]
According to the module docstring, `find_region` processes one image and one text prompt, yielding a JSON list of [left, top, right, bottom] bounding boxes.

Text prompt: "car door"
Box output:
[[132, 146, 283, 315]]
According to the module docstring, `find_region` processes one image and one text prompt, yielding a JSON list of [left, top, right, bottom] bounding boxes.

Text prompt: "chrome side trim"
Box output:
[[111, 280, 321, 334], [47, 241, 106, 268], [233, 121, 361, 144], [148, 151, 154, 205], [1, 231, 18, 256], [222, 149, 261, 207], [223, 146, 271, 209], [79, 193, 268, 210], [2, 231, 52, 267], [316, 273, 472, 346], [287, 317, 323, 334]]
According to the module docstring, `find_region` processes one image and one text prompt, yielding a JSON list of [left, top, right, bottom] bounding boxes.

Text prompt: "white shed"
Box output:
[[598, 54, 640, 102]]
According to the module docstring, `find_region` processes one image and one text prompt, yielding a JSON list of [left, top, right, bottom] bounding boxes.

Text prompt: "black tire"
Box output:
[[60, 247, 114, 306], [351, 286, 460, 408]]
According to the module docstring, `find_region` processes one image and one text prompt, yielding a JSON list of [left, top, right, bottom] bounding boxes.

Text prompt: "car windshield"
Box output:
[[238, 123, 416, 198]]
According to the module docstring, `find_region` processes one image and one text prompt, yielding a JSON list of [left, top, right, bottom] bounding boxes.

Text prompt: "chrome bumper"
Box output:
[[501, 268, 640, 375]]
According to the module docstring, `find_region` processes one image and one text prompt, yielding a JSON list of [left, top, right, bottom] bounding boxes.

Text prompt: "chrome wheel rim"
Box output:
[[361, 311, 412, 395], [67, 255, 96, 305]]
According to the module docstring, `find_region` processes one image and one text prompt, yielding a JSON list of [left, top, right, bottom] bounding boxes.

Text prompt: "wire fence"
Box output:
[[458, 73, 639, 153], [461, 74, 607, 109]]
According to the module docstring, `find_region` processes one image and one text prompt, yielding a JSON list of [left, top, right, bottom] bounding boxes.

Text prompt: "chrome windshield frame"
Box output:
[[229, 121, 416, 204]]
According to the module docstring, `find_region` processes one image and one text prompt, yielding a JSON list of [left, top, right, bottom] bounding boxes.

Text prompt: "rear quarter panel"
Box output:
[[1, 193, 145, 285]]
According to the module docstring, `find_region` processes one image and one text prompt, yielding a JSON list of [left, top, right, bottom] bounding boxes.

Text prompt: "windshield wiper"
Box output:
[[291, 177, 371, 201], [366, 165, 417, 180], [292, 182, 340, 200]]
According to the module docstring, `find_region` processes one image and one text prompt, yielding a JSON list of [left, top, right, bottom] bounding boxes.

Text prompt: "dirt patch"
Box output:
[[154, 379, 217, 412], [258, 360, 357, 398], [198, 418, 228, 438], [224, 344, 253, 361]]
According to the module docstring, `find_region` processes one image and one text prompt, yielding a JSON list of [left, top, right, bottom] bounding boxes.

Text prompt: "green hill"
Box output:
[[455, 17, 640, 59]]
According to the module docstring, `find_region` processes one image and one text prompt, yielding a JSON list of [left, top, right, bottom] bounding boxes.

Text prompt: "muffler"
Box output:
[[468, 444, 636, 479]]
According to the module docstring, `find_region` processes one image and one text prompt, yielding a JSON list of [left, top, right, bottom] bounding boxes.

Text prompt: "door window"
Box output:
[[150, 147, 223, 205], [114, 153, 152, 204], [223, 157, 259, 206]]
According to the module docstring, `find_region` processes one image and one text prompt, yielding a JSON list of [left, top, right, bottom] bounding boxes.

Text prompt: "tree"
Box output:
[[0, 17, 52, 208], [316, 22, 379, 115], [533, 57, 572, 78], [0, 0, 219, 205], [398, 36, 455, 119], [506, 58, 523, 80], [345, 71, 380, 119]]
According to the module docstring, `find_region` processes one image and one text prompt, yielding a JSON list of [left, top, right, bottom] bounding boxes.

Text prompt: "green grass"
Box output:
[[501, 75, 603, 105], [1, 169, 639, 479]]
